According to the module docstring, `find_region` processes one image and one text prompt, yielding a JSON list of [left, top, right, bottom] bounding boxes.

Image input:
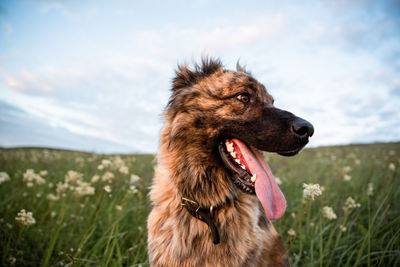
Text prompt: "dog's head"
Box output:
[[166, 58, 313, 220]]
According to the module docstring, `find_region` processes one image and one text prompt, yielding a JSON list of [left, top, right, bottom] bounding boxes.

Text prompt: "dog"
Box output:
[[147, 58, 314, 266]]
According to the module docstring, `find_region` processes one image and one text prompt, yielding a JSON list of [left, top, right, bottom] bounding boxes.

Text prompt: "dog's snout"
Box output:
[[292, 118, 314, 138]]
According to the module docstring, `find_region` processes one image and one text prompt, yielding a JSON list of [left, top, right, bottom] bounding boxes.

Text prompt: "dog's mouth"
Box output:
[[278, 147, 303, 157], [218, 138, 286, 220]]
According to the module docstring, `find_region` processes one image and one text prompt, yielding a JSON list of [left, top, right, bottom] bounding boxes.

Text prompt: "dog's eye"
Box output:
[[237, 93, 250, 103]]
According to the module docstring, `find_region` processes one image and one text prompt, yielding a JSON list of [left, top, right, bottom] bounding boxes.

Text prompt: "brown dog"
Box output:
[[147, 58, 313, 266]]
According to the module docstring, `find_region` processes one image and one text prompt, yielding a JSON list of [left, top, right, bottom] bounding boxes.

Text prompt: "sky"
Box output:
[[0, 0, 399, 153]]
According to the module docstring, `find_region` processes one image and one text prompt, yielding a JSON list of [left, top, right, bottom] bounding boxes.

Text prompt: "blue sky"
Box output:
[[0, 0, 399, 153]]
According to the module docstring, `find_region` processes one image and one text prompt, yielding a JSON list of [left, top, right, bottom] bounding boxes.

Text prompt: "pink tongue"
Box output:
[[232, 139, 286, 220]]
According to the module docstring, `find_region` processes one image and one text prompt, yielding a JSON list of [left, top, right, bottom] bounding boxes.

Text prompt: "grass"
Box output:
[[0, 143, 399, 266]]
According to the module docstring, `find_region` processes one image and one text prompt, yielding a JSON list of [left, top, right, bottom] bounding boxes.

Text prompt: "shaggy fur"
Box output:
[[147, 58, 312, 266]]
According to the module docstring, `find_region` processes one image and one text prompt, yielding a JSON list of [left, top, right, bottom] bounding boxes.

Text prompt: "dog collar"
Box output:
[[180, 196, 222, 245]]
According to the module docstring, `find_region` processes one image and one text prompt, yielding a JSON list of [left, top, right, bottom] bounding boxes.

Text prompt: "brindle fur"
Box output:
[[147, 58, 297, 266]]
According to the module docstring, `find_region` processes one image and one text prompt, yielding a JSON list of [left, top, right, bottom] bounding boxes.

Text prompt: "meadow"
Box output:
[[0, 143, 399, 266]]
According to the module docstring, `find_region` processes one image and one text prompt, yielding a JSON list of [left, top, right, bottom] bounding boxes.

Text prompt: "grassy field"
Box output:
[[0, 143, 399, 266]]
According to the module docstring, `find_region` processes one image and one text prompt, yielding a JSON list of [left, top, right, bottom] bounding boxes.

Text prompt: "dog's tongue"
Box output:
[[232, 139, 286, 220]]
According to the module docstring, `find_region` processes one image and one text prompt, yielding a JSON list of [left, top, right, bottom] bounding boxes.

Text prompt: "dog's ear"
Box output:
[[236, 61, 248, 73], [172, 58, 222, 92]]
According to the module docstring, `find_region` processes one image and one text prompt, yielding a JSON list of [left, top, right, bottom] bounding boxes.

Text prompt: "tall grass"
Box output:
[[1, 149, 153, 266], [0, 143, 399, 266], [270, 143, 400, 266]]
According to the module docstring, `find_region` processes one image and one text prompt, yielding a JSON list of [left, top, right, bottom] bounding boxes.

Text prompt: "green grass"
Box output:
[[0, 143, 399, 266]]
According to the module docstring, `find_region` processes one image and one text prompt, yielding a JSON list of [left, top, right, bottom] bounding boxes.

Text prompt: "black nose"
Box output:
[[292, 118, 314, 138]]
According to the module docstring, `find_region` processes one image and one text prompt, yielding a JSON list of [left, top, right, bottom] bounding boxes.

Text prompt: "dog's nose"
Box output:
[[292, 118, 314, 138]]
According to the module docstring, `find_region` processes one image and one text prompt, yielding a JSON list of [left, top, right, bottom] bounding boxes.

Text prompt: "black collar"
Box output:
[[180, 196, 225, 244]]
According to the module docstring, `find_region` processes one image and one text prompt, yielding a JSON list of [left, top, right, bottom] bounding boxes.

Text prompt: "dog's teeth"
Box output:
[[230, 152, 237, 158], [235, 159, 241, 165], [240, 165, 246, 170], [251, 174, 257, 182], [226, 143, 234, 153]]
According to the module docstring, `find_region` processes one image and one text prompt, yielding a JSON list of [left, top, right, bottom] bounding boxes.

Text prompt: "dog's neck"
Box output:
[[160, 125, 240, 208], [180, 195, 229, 244]]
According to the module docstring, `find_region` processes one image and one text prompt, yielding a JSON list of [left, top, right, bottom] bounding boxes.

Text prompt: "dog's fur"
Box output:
[[147, 58, 312, 266]]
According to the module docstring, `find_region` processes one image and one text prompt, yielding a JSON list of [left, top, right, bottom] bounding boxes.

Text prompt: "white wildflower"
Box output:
[[275, 177, 282, 185], [39, 170, 48, 176], [103, 185, 112, 193], [116, 205, 122, 211], [47, 193, 59, 201], [101, 159, 112, 167], [97, 164, 104, 170], [354, 159, 361, 165], [389, 163, 395, 171], [302, 183, 322, 200], [130, 174, 140, 184], [343, 197, 361, 212], [112, 156, 125, 169], [64, 171, 83, 184], [119, 166, 129, 175], [0, 172, 10, 184], [339, 225, 347, 232], [91, 175, 100, 183], [322, 206, 337, 220], [128, 185, 138, 194], [74, 181, 95, 196], [56, 182, 68, 194], [287, 228, 296, 236], [23, 169, 35, 181], [15, 209, 36, 226], [102, 172, 114, 183], [343, 174, 352, 181], [23, 169, 45, 185], [51, 211, 57, 218], [367, 183, 374, 196], [343, 166, 352, 173]]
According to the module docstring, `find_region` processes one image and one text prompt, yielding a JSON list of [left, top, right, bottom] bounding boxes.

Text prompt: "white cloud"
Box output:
[[0, 14, 289, 153], [137, 14, 286, 58], [0, 59, 167, 153], [3, 70, 53, 93]]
